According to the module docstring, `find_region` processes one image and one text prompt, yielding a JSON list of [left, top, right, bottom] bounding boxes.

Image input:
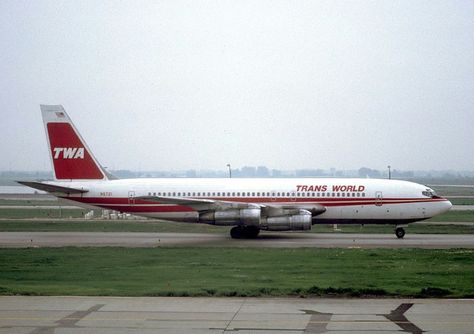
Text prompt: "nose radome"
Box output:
[[445, 200, 453, 212]]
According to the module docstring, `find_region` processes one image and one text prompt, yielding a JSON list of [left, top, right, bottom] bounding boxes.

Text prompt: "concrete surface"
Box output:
[[0, 231, 473, 248], [0, 296, 473, 333]]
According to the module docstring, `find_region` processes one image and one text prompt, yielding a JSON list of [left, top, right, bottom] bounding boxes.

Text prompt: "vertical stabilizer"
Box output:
[[41, 105, 110, 180]]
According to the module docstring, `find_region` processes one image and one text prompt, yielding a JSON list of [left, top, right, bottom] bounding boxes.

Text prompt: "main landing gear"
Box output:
[[230, 226, 260, 239], [395, 227, 406, 239]]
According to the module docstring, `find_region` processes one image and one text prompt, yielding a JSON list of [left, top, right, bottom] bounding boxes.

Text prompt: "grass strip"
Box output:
[[0, 208, 89, 219], [426, 210, 474, 222], [0, 247, 472, 298]]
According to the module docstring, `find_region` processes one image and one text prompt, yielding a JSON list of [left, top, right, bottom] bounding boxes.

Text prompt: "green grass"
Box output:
[[0, 220, 229, 233], [311, 224, 474, 234], [426, 210, 474, 222], [0, 199, 59, 206], [0, 247, 472, 298], [449, 198, 474, 205], [431, 186, 474, 197], [0, 208, 90, 219]]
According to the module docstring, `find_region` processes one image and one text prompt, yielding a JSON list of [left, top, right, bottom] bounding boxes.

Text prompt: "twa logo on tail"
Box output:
[[53, 147, 85, 159], [41, 105, 107, 180]]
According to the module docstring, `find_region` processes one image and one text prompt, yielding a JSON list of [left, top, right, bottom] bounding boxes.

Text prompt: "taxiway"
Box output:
[[0, 231, 473, 248], [0, 296, 472, 333]]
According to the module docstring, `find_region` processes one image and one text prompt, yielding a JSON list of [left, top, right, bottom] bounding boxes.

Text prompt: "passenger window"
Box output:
[[342, 193, 345, 197], [322, 193, 325, 197], [312, 192, 315, 197], [237, 192, 240, 196], [232, 192, 235, 196], [336, 193, 339, 197], [252, 192, 255, 196], [192, 192, 195, 196], [362, 193, 365, 197], [357, 193, 360, 197]]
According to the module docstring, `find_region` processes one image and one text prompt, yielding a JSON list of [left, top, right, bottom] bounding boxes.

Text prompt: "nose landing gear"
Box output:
[[395, 227, 406, 239]]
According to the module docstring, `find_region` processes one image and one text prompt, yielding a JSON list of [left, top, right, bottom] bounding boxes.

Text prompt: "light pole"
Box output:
[[387, 165, 391, 180], [227, 164, 232, 178]]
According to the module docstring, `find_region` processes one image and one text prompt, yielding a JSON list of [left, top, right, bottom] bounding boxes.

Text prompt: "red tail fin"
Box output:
[[41, 105, 108, 180]]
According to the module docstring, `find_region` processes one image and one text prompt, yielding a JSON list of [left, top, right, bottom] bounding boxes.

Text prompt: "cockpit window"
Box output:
[[422, 189, 437, 198]]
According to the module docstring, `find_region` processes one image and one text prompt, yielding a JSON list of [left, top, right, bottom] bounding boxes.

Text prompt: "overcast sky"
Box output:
[[0, 0, 472, 172]]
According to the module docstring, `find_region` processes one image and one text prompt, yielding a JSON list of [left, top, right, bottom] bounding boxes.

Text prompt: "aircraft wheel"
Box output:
[[230, 226, 243, 239], [395, 227, 405, 239], [230, 226, 260, 239], [243, 226, 260, 239]]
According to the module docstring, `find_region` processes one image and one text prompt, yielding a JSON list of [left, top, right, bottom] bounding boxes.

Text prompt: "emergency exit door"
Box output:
[[128, 191, 135, 205]]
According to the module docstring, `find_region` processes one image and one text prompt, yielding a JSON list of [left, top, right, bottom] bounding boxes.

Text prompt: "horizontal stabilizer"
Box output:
[[16, 181, 88, 194]]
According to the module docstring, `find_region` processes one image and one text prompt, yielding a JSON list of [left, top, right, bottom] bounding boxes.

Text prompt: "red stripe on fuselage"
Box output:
[[68, 196, 448, 213]]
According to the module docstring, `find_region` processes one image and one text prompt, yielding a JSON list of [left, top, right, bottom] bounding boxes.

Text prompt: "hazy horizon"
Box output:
[[1, 1, 473, 172]]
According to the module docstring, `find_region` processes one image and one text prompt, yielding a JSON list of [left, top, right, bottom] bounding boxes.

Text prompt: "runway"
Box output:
[[0, 231, 473, 248], [0, 296, 473, 333]]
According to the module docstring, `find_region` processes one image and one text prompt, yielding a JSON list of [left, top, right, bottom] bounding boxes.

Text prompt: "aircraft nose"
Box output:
[[437, 199, 452, 215], [444, 199, 453, 212]]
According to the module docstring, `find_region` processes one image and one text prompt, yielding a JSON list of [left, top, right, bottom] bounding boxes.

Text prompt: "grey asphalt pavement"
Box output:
[[0, 231, 473, 248]]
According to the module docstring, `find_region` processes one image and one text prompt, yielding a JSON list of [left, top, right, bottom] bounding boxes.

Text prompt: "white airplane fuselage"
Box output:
[[47, 177, 451, 224]]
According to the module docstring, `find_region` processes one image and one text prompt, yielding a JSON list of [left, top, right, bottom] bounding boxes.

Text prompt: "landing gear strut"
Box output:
[[395, 227, 405, 239], [230, 226, 260, 239]]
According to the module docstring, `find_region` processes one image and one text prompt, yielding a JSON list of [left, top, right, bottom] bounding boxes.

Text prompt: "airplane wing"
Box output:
[[137, 196, 326, 216], [16, 181, 88, 194], [137, 196, 260, 211]]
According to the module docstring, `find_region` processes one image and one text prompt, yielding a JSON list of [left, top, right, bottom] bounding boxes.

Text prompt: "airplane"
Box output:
[[18, 105, 452, 239]]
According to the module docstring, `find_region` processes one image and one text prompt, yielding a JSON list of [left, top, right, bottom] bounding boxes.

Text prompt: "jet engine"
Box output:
[[200, 207, 314, 232], [199, 208, 261, 226], [260, 209, 312, 231]]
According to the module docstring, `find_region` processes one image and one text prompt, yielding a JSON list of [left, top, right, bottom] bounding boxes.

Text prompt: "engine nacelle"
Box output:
[[261, 210, 312, 231], [199, 208, 261, 226]]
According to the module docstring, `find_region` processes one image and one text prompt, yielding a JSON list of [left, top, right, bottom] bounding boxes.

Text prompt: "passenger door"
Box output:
[[375, 191, 383, 206]]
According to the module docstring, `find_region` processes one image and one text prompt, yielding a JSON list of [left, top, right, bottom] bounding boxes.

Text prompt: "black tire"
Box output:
[[230, 226, 243, 239], [243, 226, 260, 239], [395, 227, 405, 239], [230, 226, 260, 239]]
